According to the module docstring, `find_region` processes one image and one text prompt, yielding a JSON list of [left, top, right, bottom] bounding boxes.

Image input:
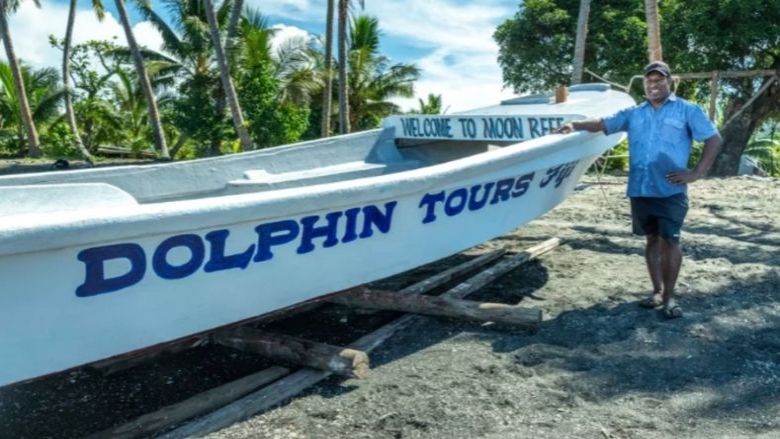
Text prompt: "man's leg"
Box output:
[[660, 238, 682, 305], [644, 234, 664, 306]]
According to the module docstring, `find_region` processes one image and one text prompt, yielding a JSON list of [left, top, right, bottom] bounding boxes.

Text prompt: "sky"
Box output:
[[2, 0, 522, 113]]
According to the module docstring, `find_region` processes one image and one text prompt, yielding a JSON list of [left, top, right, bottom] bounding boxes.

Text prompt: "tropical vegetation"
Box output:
[[495, 0, 780, 176], [0, 0, 776, 177], [0, 1, 422, 161]]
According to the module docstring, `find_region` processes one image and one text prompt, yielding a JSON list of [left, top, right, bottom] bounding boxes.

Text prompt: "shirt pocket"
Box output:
[[661, 118, 687, 142]]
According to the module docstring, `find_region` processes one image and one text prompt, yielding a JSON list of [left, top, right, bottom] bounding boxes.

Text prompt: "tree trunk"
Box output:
[[226, 0, 243, 42], [571, 0, 590, 85], [321, 0, 335, 137], [204, 0, 253, 151], [711, 77, 779, 176], [0, 10, 42, 157], [644, 0, 663, 62], [114, 0, 170, 160], [64, 0, 94, 164], [337, 0, 350, 134], [713, 115, 753, 176]]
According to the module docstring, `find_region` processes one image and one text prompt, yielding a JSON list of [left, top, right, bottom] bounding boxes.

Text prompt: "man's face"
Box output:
[[643, 72, 671, 103]]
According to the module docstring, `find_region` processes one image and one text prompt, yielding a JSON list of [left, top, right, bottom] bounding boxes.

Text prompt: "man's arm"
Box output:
[[667, 133, 722, 184], [552, 118, 606, 134]]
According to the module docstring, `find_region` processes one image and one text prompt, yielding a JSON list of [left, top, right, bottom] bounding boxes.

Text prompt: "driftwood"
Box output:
[[213, 327, 370, 379], [162, 239, 558, 438], [85, 366, 290, 439], [332, 287, 541, 327]]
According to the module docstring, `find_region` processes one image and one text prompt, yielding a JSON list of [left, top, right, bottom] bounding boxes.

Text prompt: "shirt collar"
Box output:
[[640, 92, 677, 108]]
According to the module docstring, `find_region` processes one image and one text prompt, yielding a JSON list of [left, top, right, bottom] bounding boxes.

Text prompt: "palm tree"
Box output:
[[346, 15, 419, 131], [0, 0, 42, 157], [135, 0, 224, 155], [114, 0, 170, 159], [240, 9, 317, 106], [203, 0, 252, 151], [226, 0, 242, 40], [644, 0, 662, 62], [415, 93, 445, 115], [337, 0, 349, 133], [0, 62, 66, 154], [109, 66, 171, 154], [337, 0, 364, 134], [320, 0, 334, 137], [571, 0, 590, 85], [64, 0, 105, 164]]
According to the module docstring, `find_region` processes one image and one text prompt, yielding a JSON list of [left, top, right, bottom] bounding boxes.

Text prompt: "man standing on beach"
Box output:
[[553, 61, 722, 319]]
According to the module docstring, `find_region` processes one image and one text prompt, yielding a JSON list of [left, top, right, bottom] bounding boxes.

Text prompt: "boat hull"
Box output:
[[0, 84, 634, 387]]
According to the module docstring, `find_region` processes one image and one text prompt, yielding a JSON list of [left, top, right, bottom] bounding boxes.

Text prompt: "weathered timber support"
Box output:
[[85, 366, 289, 439], [161, 243, 553, 439], [445, 238, 560, 300], [213, 327, 369, 379], [332, 288, 541, 327]]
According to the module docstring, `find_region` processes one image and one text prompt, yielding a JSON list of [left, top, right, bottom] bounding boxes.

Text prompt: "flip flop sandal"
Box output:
[[663, 304, 684, 319], [639, 296, 663, 309]]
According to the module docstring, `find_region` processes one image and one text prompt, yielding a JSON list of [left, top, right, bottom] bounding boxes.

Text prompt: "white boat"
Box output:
[[0, 83, 634, 387]]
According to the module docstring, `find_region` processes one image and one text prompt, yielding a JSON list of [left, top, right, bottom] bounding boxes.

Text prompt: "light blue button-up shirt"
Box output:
[[602, 94, 718, 198]]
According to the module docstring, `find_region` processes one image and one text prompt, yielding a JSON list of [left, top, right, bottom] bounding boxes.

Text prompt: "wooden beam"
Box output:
[[720, 75, 779, 130], [390, 247, 506, 296], [332, 288, 541, 327], [709, 70, 719, 121], [161, 239, 558, 439], [625, 69, 777, 92], [674, 69, 776, 79], [85, 366, 289, 439], [213, 327, 370, 379], [445, 238, 560, 300]]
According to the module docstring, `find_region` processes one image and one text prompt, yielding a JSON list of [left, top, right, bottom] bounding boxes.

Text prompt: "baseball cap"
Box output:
[[644, 61, 672, 77]]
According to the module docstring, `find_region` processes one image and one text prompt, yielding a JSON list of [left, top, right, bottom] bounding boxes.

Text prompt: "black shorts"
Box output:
[[630, 193, 689, 242]]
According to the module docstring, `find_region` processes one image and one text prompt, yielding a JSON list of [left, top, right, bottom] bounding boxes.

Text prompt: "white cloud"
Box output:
[[1, 1, 163, 71], [405, 48, 516, 114], [269, 24, 313, 52]]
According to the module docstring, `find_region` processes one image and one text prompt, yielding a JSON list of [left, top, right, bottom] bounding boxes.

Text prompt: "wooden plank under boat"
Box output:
[[0, 83, 635, 387]]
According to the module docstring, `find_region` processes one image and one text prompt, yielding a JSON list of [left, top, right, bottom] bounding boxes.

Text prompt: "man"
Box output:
[[553, 61, 722, 319]]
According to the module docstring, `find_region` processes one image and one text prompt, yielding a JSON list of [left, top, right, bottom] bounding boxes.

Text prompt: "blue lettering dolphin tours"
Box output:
[[75, 161, 579, 297]]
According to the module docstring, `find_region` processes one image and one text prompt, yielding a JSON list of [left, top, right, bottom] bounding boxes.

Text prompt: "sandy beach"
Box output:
[[1, 173, 779, 439]]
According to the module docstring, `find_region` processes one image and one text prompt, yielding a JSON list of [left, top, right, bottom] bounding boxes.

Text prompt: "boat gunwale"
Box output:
[[0, 130, 621, 258]]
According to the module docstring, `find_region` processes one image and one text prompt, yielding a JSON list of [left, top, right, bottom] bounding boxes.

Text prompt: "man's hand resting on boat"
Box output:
[[553, 119, 606, 134]]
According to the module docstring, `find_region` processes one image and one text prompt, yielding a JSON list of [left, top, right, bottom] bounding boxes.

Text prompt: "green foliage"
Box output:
[[238, 63, 310, 148], [496, 0, 780, 175], [408, 93, 446, 115], [1, 5, 416, 160], [345, 15, 420, 131], [172, 75, 227, 148], [688, 142, 704, 171], [494, 0, 647, 94], [41, 122, 80, 158], [599, 139, 629, 173], [0, 61, 65, 154], [744, 137, 780, 176]]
